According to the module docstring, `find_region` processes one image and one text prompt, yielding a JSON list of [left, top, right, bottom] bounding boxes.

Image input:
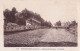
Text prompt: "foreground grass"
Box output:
[[4, 29, 48, 46], [4, 29, 77, 47]]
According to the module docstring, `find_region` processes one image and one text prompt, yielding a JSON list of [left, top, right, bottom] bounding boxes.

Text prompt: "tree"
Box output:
[[55, 21, 61, 26], [71, 20, 77, 26], [47, 21, 53, 27], [41, 21, 53, 27], [3, 7, 18, 23], [34, 14, 44, 23], [69, 20, 77, 28], [10, 7, 17, 22], [3, 9, 11, 22], [21, 8, 28, 18], [16, 18, 26, 25]]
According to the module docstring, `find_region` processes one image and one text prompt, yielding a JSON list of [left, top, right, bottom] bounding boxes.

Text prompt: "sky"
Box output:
[[1, 0, 78, 24]]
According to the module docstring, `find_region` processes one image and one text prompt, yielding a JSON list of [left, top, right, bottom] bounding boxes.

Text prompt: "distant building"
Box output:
[[25, 18, 41, 29]]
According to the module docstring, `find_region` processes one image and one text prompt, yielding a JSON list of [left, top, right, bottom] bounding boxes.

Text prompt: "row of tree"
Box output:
[[3, 7, 53, 27], [55, 20, 77, 28]]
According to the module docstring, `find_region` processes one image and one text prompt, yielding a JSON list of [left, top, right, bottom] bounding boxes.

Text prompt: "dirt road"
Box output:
[[40, 29, 77, 43]]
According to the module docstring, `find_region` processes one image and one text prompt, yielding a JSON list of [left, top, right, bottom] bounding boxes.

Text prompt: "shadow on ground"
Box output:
[[4, 42, 77, 47]]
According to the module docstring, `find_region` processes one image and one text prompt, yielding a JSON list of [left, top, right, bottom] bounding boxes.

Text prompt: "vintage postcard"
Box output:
[[0, 0, 80, 51]]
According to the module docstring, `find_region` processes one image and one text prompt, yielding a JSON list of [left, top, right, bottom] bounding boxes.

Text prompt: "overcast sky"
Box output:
[[1, 0, 78, 24]]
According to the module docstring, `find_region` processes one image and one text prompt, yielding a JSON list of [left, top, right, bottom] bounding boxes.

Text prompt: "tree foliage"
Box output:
[[3, 7, 17, 23], [3, 7, 53, 27], [55, 21, 61, 26], [69, 20, 77, 28]]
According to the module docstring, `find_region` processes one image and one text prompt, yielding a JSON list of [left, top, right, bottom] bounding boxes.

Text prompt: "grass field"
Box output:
[[4, 28, 77, 47]]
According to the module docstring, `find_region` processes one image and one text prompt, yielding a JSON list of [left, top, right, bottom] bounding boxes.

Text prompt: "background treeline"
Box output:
[[3, 7, 53, 27], [55, 20, 77, 28]]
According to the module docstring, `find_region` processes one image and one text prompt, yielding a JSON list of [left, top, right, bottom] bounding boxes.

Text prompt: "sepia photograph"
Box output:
[[3, 0, 78, 47]]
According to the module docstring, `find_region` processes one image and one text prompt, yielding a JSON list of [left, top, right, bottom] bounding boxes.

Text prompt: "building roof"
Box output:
[[27, 18, 41, 24]]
